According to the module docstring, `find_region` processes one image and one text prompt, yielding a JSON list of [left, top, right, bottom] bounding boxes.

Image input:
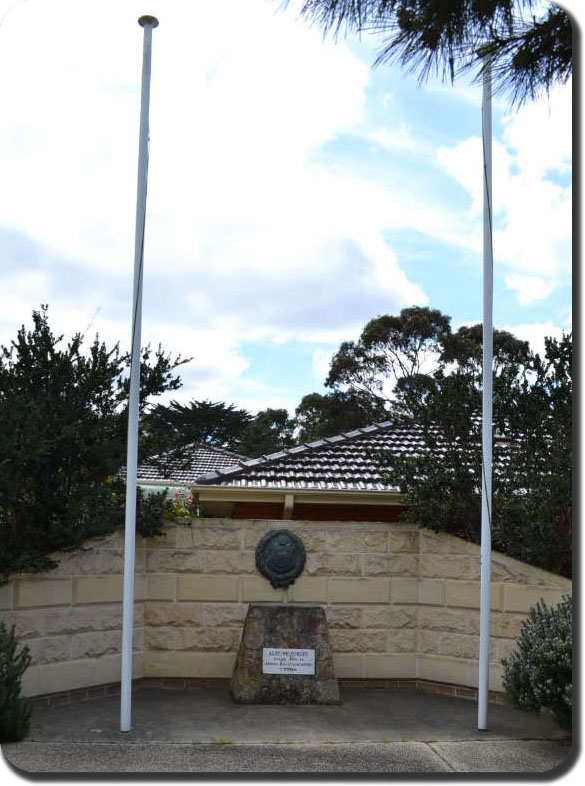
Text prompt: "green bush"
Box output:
[[502, 595, 572, 732], [0, 623, 32, 742]]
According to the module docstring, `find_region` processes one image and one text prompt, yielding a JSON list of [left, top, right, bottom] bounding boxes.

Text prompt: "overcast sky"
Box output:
[[0, 0, 573, 415]]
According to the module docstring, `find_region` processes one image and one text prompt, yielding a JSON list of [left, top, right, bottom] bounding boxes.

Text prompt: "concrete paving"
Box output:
[[1, 685, 574, 774]]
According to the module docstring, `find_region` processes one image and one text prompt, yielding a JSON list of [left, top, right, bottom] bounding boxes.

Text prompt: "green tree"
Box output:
[[0, 307, 186, 580], [295, 389, 389, 442], [239, 408, 297, 457], [142, 400, 297, 460], [286, 0, 572, 105], [0, 624, 31, 743], [326, 306, 452, 407], [383, 329, 571, 576], [142, 399, 252, 462]]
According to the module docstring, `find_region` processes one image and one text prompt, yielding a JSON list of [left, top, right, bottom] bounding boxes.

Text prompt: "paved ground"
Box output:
[[2, 685, 574, 774]]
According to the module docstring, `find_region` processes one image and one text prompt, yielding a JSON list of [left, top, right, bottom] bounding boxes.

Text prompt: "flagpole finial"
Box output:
[[138, 15, 159, 28]]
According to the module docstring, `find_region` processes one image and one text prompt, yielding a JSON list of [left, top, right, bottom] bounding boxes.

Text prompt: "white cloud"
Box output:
[[0, 0, 571, 410], [312, 347, 334, 382], [505, 274, 556, 305], [436, 80, 572, 306], [501, 321, 570, 360]]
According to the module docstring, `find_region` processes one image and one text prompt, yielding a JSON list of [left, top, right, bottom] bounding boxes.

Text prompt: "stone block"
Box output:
[[204, 603, 248, 628], [362, 606, 416, 629], [143, 651, 235, 679], [490, 612, 526, 639], [231, 604, 340, 705], [326, 531, 387, 553], [305, 553, 361, 576], [48, 549, 124, 576], [364, 653, 416, 679], [26, 635, 72, 665], [420, 630, 442, 654], [175, 527, 194, 548], [145, 602, 203, 627], [94, 652, 143, 685], [324, 606, 363, 629], [203, 550, 256, 574], [146, 626, 236, 651], [363, 554, 418, 577], [241, 576, 286, 602], [143, 526, 178, 549], [391, 578, 418, 604], [73, 575, 123, 605], [177, 575, 238, 602], [386, 629, 417, 653], [329, 629, 386, 653], [21, 659, 97, 697], [445, 581, 503, 610], [286, 576, 328, 603], [420, 579, 445, 605], [0, 582, 14, 610], [489, 663, 504, 692], [6, 604, 127, 639], [388, 531, 419, 553], [440, 633, 478, 660], [329, 578, 389, 604], [333, 653, 364, 678], [147, 549, 205, 573], [417, 655, 470, 686], [15, 579, 72, 609], [503, 585, 569, 613], [70, 630, 122, 660], [419, 530, 478, 555], [419, 607, 480, 635], [242, 522, 280, 549], [146, 574, 176, 601], [192, 527, 241, 550], [421, 555, 480, 580]]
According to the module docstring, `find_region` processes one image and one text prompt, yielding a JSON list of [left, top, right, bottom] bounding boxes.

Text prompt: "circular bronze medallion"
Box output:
[[255, 529, 306, 589]]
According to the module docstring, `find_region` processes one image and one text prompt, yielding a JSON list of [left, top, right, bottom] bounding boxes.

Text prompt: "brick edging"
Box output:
[[27, 676, 508, 709]]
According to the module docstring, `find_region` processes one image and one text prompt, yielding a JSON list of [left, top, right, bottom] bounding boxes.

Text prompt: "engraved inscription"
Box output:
[[262, 647, 315, 675]]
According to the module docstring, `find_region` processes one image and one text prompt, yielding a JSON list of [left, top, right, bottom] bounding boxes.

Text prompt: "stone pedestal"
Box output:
[[231, 603, 340, 705]]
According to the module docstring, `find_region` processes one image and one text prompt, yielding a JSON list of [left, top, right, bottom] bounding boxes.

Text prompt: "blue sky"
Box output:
[[0, 0, 573, 416]]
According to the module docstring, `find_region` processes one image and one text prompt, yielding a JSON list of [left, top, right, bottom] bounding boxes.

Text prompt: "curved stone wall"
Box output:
[[0, 519, 571, 697]]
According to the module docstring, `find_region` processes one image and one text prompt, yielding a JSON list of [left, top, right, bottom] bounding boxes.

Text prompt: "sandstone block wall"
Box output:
[[0, 518, 571, 697]]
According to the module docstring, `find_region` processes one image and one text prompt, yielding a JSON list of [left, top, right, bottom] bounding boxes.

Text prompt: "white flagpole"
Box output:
[[478, 49, 493, 731], [120, 14, 159, 734]]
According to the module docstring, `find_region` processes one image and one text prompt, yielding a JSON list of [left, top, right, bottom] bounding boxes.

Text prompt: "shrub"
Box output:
[[502, 595, 572, 732], [0, 623, 32, 742]]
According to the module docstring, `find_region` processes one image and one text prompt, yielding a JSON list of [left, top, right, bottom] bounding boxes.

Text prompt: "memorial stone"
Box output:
[[231, 603, 340, 704]]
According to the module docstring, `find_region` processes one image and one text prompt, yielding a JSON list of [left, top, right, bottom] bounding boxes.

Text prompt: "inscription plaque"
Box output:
[[262, 647, 315, 675]]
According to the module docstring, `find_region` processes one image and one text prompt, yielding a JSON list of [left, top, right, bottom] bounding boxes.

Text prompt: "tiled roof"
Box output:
[[196, 421, 433, 492], [137, 444, 250, 485]]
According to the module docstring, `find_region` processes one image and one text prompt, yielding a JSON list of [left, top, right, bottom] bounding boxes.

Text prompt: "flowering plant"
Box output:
[[170, 489, 197, 518], [503, 595, 572, 732]]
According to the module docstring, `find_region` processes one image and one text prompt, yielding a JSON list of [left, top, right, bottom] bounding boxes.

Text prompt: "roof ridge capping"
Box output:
[[196, 420, 397, 484]]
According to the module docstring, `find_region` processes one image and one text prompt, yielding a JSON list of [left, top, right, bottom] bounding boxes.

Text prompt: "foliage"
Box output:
[[142, 399, 252, 460], [326, 307, 451, 406], [135, 487, 173, 537], [0, 623, 32, 743], [238, 408, 296, 457], [287, 0, 572, 106], [169, 489, 198, 518], [380, 326, 571, 575], [502, 596, 572, 732], [318, 305, 571, 576], [295, 389, 389, 442], [0, 307, 186, 580], [143, 400, 296, 460]]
